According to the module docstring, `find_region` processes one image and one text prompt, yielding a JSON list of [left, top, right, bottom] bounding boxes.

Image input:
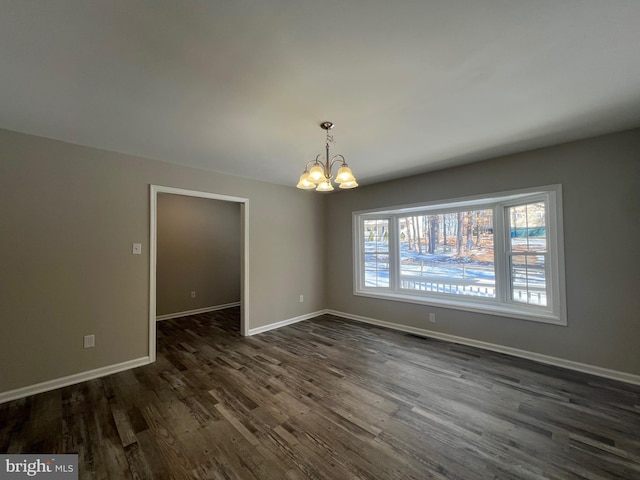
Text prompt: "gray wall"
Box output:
[[0, 129, 325, 393], [325, 128, 640, 375], [157, 194, 240, 316], [1, 127, 638, 396]]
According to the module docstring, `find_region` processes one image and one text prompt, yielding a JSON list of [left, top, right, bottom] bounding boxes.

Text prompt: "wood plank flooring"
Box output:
[[2, 307, 640, 479]]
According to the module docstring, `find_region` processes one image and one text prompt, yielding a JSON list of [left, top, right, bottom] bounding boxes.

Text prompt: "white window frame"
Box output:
[[353, 185, 567, 325]]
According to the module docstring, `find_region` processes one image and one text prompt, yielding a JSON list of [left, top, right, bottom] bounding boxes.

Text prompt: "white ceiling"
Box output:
[[2, 1, 640, 186]]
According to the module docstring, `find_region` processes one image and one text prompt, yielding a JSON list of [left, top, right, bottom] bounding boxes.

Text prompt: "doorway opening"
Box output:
[[149, 185, 249, 362]]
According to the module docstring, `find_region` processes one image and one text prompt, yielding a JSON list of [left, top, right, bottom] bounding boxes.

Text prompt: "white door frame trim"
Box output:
[[149, 185, 249, 362]]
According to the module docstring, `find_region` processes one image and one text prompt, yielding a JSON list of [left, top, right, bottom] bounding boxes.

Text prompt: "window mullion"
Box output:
[[493, 205, 508, 304], [389, 215, 399, 291]]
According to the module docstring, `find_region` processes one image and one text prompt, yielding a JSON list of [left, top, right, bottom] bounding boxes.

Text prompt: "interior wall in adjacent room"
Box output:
[[157, 194, 240, 317]]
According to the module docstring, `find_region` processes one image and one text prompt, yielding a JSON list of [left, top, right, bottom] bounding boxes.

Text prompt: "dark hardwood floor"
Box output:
[[1, 308, 640, 479]]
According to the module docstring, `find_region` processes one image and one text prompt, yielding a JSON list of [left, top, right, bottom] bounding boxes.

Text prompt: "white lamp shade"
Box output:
[[316, 181, 334, 192], [308, 163, 325, 183], [296, 172, 316, 189], [339, 180, 359, 189], [336, 165, 355, 183]]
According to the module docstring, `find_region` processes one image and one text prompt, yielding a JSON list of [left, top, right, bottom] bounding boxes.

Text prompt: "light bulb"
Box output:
[[308, 163, 325, 183], [316, 181, 334, 192], [296, 172, 316, 189], [339, 180, 358, 189], [336, 165, 355, 183]]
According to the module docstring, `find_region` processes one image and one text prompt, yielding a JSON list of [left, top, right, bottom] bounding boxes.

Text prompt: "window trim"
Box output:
[[353, 185, 567, 326]]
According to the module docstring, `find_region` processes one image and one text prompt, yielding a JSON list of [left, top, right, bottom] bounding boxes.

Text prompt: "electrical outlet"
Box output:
[[191, 291, 196, 298], [429, 313, 436, 323], [84, 334, 95, 348], [299, 295, 304, 303]]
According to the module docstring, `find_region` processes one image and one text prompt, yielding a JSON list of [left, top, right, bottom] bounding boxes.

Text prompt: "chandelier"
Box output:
[[296, 122, 358, 191]]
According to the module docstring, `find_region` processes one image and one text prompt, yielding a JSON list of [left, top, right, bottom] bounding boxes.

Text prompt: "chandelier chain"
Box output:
[[326, 133, 335, 147]]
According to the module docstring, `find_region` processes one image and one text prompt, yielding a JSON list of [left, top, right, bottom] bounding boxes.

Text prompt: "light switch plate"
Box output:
[[132, 243, 142, 255]]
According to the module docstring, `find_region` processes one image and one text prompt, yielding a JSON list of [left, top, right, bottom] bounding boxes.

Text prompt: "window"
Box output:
[[353, 186, 567, 325], [362, 219, 389, 288], [398, 209, 496, 299], [506, 202, 547, 307]]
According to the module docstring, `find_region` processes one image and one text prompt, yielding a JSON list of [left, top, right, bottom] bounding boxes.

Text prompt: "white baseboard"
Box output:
[[0, 357, 151, 404], [156, 302, 240, 321], [248, 310, 327, 336], [5, 308, 637, 405], [326, 309, 640, 386]]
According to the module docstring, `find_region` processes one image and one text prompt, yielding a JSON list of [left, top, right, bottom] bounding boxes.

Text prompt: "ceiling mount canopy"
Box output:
[[296, 122, 358, 192]]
